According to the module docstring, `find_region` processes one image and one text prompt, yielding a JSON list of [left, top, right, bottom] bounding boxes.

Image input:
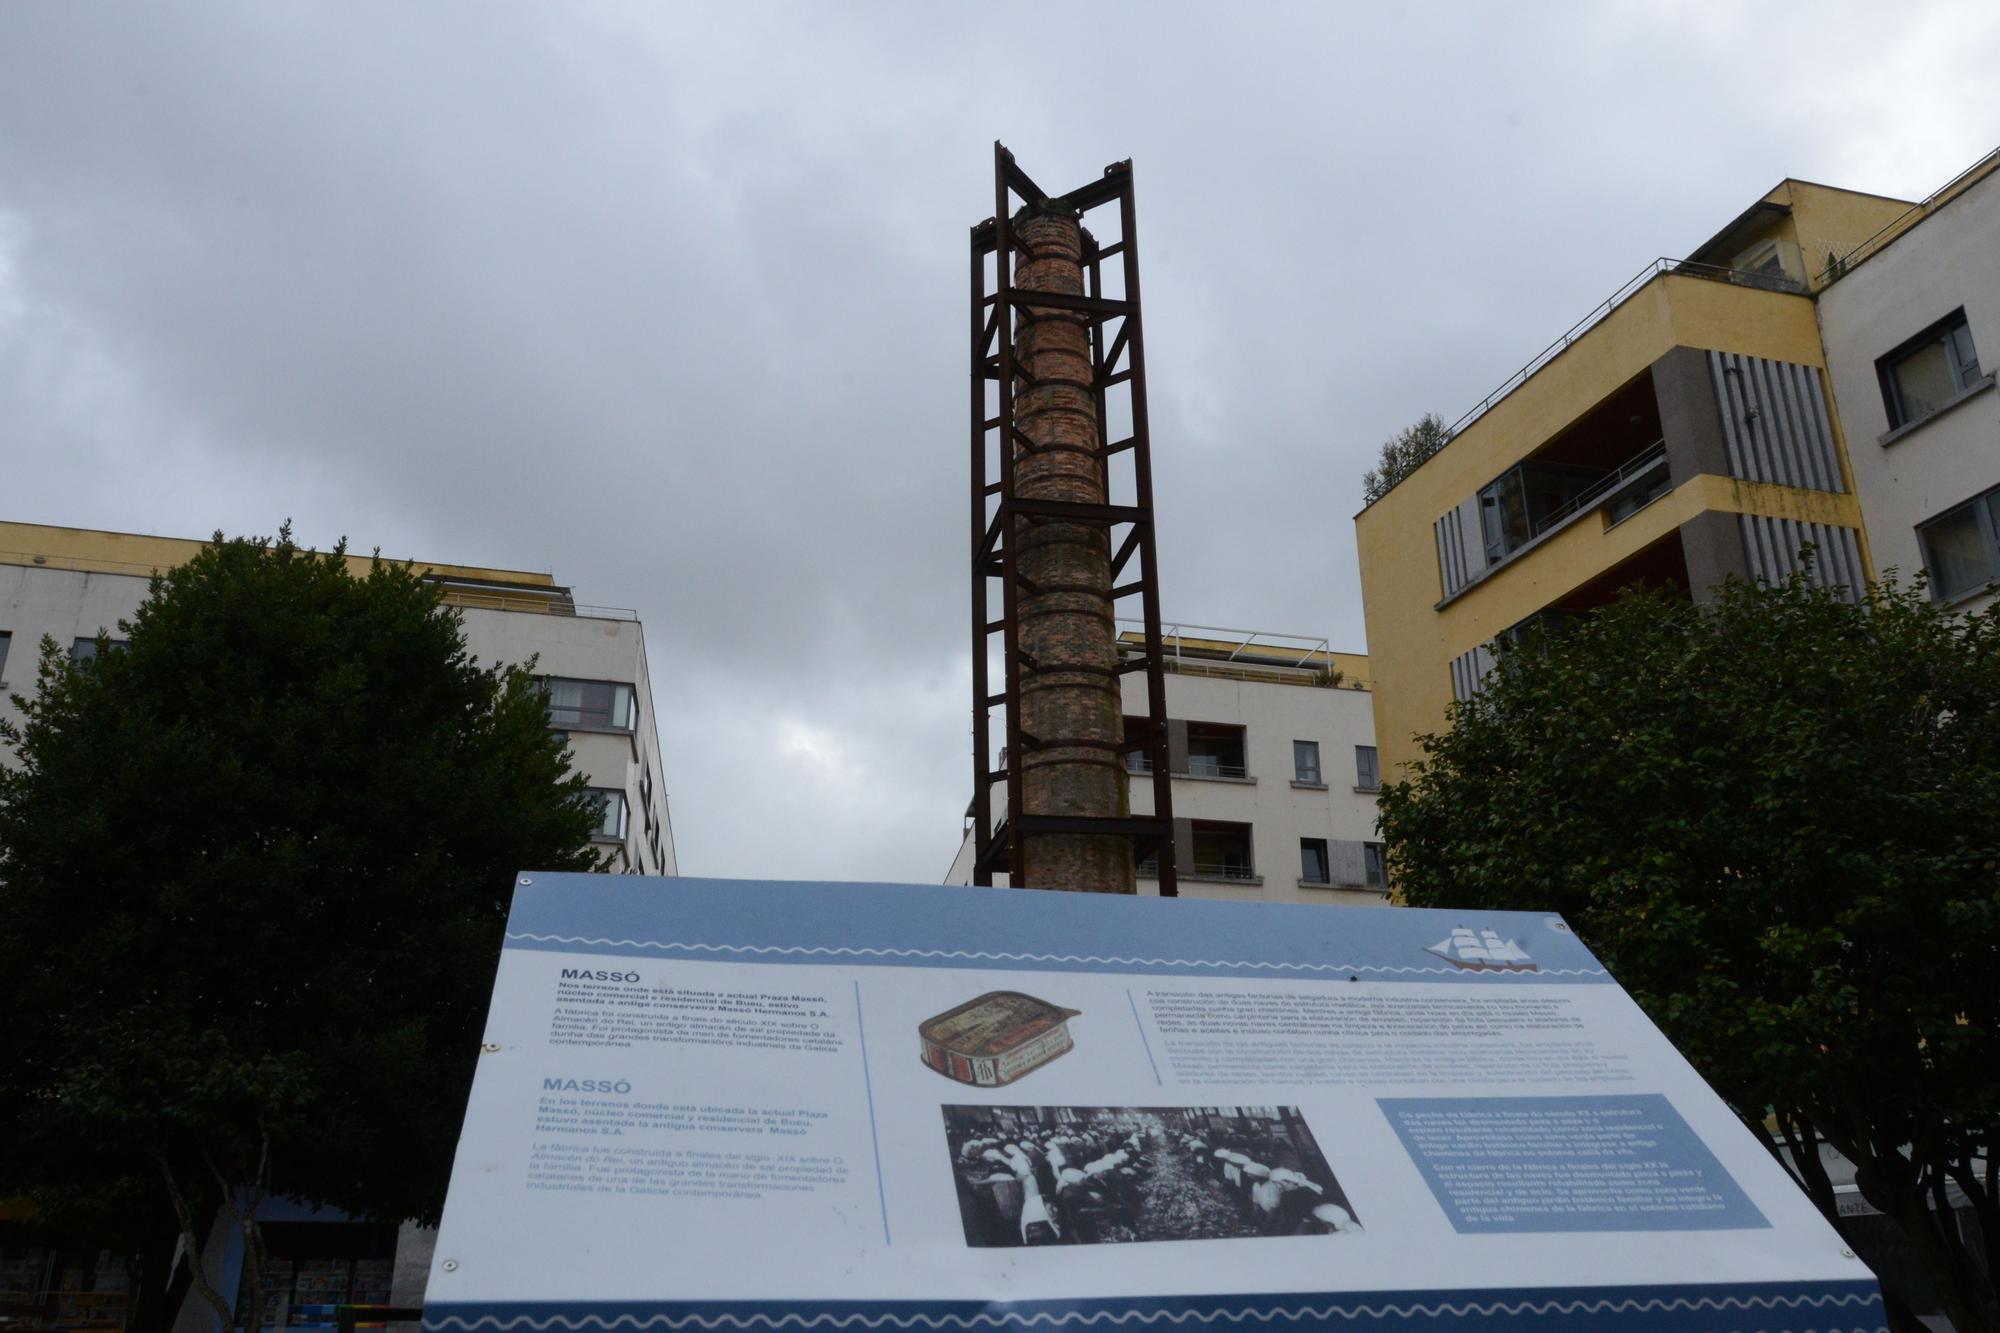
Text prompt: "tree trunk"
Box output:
[[157, 1157, 237, 1330], [126, 1196, 193, 1332], [1851, 1156, 2000, 1333]]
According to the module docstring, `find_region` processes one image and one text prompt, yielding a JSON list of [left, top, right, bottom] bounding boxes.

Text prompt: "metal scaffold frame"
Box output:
[[969, 142, 1177, 895]]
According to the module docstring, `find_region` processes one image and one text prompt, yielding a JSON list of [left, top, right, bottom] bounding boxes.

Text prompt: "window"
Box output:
[[0, 630, 9, 681], [70, 635, 128, 664], [1477, 461, 1610, 562], [1123, 715, 1158, 774], [1732, 239, 1795, 290], [1918, 486, 2000, 602], [541, 678, 636, 731], [587, 789, 629, 841], [1185, 723, 1247, 779], [1292, 740, 1321, 784], [1190, 821, 1255, 881], [1363, 842, 1387, 889], [1354, 745, 1380, 791], [1299, 838, 1330, 885], [1879, 309, 1983, 428]]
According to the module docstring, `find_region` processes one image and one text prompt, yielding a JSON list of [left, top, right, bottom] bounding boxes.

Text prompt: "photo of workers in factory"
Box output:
[[943, 1105, 1361, 1247]]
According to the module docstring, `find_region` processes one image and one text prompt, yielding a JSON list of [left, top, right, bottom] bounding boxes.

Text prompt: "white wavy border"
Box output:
[[502, 935, 1606, 978], [427, 1290, 1881, 1331]]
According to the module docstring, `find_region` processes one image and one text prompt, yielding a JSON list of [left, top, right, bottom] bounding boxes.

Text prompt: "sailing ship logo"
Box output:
[[1426, 925, 1537, 972]]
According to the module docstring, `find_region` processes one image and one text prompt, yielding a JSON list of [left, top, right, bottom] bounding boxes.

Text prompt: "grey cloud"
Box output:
[[2, 1, 1995, 880]]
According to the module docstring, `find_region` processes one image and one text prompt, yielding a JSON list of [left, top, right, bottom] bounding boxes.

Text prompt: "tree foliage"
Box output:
[[0, 528, 603, 1328], [1361, 412, 1453, 505], [1378, 572, 2000, 1331]]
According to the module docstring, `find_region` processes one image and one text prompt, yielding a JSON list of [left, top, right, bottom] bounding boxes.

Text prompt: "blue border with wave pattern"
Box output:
[[423, 1279, 1885, 1332], [502, 874, 1612, 984]]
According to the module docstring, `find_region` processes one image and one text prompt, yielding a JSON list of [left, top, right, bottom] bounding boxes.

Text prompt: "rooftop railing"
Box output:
[[1366, 257, 1806, 508], [1440, 260, 1803, 447], [1817, 144, 2000, 285], [441, 589, 638, 620], [1114, 621, 1360, 688]]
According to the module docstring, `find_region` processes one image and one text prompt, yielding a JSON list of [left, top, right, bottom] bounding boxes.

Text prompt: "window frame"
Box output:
[[1917, 485, 2000, 603], [586, 787, 631, 842], [1184, 722, 1248, 780], [1362, 842, 1387, 889], [1877, 308, 1983, 429], [69, 635, 129, 665], [1188, 819, 1256, 882], [539, 676, 638, 732], [1292, 739, 1322, 785], [1299, 838, 1330, 886], [1354, 745, 1380, 792], [0, 629, 10, 682]]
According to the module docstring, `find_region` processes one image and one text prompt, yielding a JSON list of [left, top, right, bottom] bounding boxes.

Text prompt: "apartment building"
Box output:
[[1354, 169, 1954, 783], [948, 624, 1386, 906], [0, 521, 679, 1330], [0, 520, 676, 876], [1817, 154, 2000, 615]]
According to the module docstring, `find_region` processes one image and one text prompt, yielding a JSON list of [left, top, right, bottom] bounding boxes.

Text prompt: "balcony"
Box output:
[[1123, 721, 1252, 782], [1188, 820, 1258, 885], [1439, 362, 1685, 608]]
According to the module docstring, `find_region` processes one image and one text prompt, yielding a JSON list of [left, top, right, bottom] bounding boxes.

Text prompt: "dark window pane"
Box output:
[[1921, 504, 1995, 601], [587, 789, 628, 840], [1300, 839, 1329, 884], [1892, 339, 1959, 421], [544, 678, 634, 730], [1363, 843, 1387, 888], [1293, 740, 1320, 783], [70, 636, 127, 664], [1951, 321, 1981, 383], [1355, 745, 1380, 790]]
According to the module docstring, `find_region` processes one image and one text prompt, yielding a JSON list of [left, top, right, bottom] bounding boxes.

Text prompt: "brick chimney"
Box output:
[[1010, 205, 1134, 893]]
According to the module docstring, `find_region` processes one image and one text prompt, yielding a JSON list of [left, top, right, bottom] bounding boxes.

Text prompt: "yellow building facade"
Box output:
[[1355, 177, 1917, 784]]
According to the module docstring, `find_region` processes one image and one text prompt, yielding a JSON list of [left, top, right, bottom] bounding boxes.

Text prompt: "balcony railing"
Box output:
[[1190, 861, 1258, 882], [1538, 441, 1669, 533], [1125, 755, 1249, 779], [1438, 441, 1673, 610]]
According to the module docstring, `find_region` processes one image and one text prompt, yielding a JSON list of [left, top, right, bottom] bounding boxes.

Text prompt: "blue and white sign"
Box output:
[[423, 875, 1881, 1332]]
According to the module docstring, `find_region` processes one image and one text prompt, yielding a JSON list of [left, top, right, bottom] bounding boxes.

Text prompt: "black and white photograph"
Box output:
[[944, 1105, 1361, 1248]]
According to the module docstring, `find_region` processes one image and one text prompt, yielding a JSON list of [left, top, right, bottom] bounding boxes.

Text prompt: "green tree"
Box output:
[[1377, 572, 2000, 1332], [0, 527, 603, 1330], [1360, 412, 1453, 505]]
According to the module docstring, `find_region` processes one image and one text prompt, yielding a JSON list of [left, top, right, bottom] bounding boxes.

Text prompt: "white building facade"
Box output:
[[0, 521, 676, 876], [1818, 152, 2000, 615], [0, 521, 678, 1330], [948, 626, 1386, 907]]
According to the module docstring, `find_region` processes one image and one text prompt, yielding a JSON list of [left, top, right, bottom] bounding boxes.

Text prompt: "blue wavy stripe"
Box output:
[[424, 1280, 1884, 1333], [501, 875, 1613, 984]]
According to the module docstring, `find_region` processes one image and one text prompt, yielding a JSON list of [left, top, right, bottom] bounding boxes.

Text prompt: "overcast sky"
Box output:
[[2, 3, 1995, 884]]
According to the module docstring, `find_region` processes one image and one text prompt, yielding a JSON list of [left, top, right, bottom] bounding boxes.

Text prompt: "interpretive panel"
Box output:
[[423, 875, 1882, 1332]]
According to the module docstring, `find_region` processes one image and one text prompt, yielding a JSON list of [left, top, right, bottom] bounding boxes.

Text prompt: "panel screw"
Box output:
[[519, 876, 534, 886], [1840, 1248, 1856, 1259], [442, 1259, 459, 1272], [481, 1043, 501, 1054]]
